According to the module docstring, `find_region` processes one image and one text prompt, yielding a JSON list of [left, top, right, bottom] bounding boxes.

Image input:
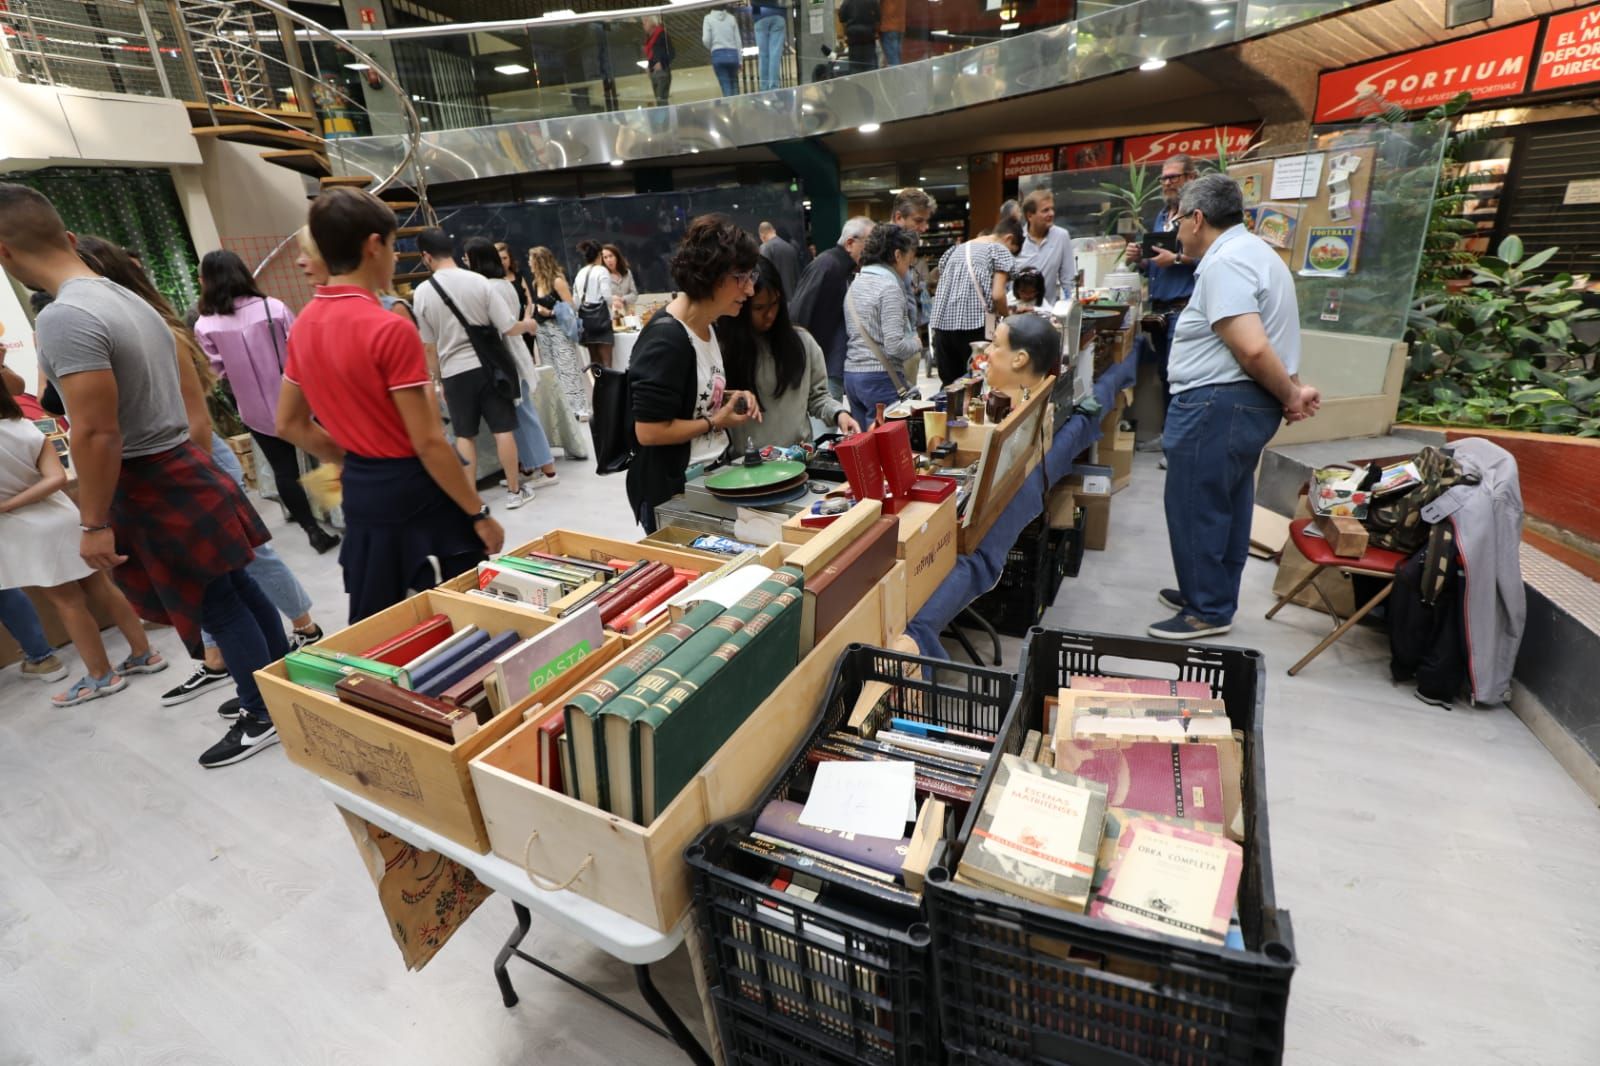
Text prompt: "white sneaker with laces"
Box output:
[[505, 484, 535, 510]]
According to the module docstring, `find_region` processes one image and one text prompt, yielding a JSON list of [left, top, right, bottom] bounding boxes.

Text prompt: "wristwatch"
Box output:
[[469, 503, 490, 522]]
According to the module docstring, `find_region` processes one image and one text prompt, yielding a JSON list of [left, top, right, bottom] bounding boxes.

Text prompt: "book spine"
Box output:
[[830, 733, 984, 779], [564, 599, 724, 719], [645, 587, 799, 718], [609, 573, 689, 635], [589, 560, 662, 620], [877, 730, 990, 766], [816, 737, 980, 786], [807, 749, 976, 805], [732, 834, 922, 910], [336, 676, 471, 743], [754, 799, 907, 878], [888, 717, 999, 746], [599, 563, 677, 627]]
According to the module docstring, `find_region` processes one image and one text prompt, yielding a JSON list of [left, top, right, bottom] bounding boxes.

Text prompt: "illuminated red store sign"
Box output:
[[1533, 3, 1600, 92], [1314, 21, 1538, 122], [1122, 125, 1260, 164]]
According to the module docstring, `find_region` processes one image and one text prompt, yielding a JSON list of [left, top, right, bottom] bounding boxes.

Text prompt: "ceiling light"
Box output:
[[637, 60, 649, 69], [1139, 58, 1167, 71], [1000, 21, 1019, 30], [859, 122, 881, 133], [956, 165, 963, 170], [537, 196, 552, 203], [107, 36, 127, 44], [411, 94, 423, 100], [494, 63, 530, 75], [931, 29, 952, 37], [609, 159, 624, 167], [1213, 18, 1232, 28], [344, 63, 371, 71]]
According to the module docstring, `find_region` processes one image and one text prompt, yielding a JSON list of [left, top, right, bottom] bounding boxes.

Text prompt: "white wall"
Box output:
[[0, 80, 200, 170]]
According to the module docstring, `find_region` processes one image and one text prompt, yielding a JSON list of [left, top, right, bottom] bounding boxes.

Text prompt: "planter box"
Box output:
[[258, 591, 622, 852], [467, 575, 892, 933]]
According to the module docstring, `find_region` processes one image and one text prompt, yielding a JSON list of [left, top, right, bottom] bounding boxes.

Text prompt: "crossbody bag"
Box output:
[[963, 240, 997, 340], [425, 276, 520, 401], [845, 288, 919, 401]]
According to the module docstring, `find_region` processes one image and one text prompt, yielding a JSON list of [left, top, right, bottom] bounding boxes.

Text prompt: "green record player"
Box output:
[[703, 459, 807, 493]]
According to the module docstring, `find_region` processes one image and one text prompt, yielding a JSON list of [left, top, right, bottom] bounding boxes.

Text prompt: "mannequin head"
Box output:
[[985, 314, 1061, 396]]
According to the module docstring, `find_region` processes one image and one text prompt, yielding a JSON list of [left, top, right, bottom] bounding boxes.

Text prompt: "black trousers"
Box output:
[[933, 326, 986, 387], [249, 430, 319, 532]]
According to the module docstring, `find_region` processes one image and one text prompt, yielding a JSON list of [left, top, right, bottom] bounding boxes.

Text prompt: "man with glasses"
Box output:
[[1127, 153, 1200, 464], [1149, 173, 1319, 642]]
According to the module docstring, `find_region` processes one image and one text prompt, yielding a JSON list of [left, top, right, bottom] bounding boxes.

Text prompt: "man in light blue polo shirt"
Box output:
[[1012, 188, 1076, 305], [1151, 173, 1321, 640]]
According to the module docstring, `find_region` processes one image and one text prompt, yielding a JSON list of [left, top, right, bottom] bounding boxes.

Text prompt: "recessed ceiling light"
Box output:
[[494, 63, 530, 75], [859, 122, 881, 134], [1139, 58, 1167, 71], [344, 63, 371, 71], [1000, 21, 1019, 30], [107, 36, 127, 44], [609, 159, 624, 167]]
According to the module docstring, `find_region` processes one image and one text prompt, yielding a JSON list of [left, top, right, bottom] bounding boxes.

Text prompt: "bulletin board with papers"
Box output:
[[1225, 143, 1376, 280]]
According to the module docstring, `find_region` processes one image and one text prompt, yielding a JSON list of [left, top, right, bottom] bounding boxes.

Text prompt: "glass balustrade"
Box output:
[[0, 0, 1370, 138]]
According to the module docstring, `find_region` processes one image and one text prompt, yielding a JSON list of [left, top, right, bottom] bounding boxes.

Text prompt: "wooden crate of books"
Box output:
[[467, 571, 893, 933], [924, 627, 1297, 1066], [259, 591, 623, 852]]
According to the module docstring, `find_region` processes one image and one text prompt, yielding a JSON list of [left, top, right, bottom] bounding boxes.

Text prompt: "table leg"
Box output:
[[635, 963, 715, 1066], [494, 901, 533, 1007]]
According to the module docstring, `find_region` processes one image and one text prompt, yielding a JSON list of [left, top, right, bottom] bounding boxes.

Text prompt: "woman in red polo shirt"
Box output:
[[275, 189, 505, 621]]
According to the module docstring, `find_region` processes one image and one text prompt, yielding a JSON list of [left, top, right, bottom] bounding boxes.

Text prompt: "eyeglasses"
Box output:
[[1173, 210, 1198, 225], [1159, 173, 1186, 184], [728, 270, 759, 286]]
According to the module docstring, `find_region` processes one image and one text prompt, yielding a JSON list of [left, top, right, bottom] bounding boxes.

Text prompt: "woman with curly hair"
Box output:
[[526, 245, 591, 420], [625, 214, 762, 532], [601, 243, 637, 313]]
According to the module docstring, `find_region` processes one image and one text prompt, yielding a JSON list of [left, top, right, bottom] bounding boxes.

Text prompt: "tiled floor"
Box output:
[[1, 447, 1596, 1065]]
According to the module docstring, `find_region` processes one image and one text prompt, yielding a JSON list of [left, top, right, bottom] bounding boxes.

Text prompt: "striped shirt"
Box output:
[[930, 240, 1015, 331], [843, 265, 924, 376]]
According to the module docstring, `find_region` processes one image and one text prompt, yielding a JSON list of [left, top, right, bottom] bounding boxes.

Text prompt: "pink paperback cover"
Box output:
[[1052, 741, 1225, 824], [1089, 817, 1242, 945]]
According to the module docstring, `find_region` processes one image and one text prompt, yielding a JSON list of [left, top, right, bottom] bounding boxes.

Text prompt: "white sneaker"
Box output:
[[505, 484, 535, 510], [528, 472, 560, 490]]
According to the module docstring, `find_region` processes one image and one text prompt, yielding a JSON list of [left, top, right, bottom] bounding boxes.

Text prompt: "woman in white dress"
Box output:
[[527, 246, 593, 420], [0, 390, 166, 705]]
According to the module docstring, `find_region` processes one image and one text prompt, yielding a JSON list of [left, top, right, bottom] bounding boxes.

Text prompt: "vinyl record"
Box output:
[[713, 481, 810, 508], [706, 471, 809, 499], [704, 460, 808, 492]]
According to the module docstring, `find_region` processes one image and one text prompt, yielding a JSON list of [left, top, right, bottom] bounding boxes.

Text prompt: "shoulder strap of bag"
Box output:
[[424, 275, 476, 331], [845, 286, 910, 394], [963, 240, 987, 305], [261, 296, 284, 372]]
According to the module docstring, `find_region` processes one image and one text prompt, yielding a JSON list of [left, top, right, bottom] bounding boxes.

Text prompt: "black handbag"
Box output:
[[575, 266, 614, 344], [586, 362, 632, 474], [425, 276, 520, 401]]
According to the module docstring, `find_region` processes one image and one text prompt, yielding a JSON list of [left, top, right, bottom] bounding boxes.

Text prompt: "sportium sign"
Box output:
[[1314, 21, 1538, 122], [1122, 125, 1259, 163], [1533, 3, 1600, 92]]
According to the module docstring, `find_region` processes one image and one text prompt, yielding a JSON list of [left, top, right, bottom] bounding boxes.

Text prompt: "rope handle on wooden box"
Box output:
[[521, 830, 595, 892]]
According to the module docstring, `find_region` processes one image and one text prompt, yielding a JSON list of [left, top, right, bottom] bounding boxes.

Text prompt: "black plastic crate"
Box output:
[[972, 517, 1053, 636], [687, 644, 1020, 1066], [716, 991, 868, 1066], [926, 627, 1296, 1066]]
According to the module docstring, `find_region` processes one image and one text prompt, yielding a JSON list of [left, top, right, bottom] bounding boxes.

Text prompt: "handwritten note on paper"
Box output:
[[1270, 153, 1326, 200], [798, 760, 917, 840]]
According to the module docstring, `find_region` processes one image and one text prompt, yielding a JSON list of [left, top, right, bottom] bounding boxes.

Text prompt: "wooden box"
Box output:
[[781, 495, 956, 620], [258, 591, 623, 852], [1313, 513, 1370, 558], [948, 380, 1054, 554], [468, 575, 893, 932]]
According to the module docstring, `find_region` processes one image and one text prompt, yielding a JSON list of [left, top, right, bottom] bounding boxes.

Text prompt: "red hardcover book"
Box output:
[[335, 673, 478, 743], [590, 560, 662, 617], [1071, 674, 1213, 699], [871, 420, 918, 498], [360, 614, 453, 667], [834, 434, 886, 501], [599, 562, 676, 627], [610, 573, 689, 634], [537, 713, 565, 792]]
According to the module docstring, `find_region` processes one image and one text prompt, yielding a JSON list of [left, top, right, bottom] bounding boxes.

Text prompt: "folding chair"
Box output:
[[1265, 519, 1410, 676]]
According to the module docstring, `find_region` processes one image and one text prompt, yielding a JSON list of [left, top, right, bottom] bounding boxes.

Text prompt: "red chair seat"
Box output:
[[1288, 519, 1409, 574]]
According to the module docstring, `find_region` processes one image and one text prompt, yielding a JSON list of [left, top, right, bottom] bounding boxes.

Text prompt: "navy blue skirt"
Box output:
[[339, 454, 485, 623]]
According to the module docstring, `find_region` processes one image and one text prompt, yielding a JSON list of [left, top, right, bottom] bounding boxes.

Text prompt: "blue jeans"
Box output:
[[513, 376, 555, 470], [881, 30, 902, 66], [204, 436, 313, 650], [0, 587, 53, 662], [843, 369, 902, 432], [755, 15, 785, 90], [712, 50, 741, 95], [203, 569, 289, 724], [1162, 381, 1284, 626]]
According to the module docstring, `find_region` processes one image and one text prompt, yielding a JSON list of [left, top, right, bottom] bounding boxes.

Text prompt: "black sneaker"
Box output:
[[1147, 613, 1233, 641], [1157, 589, 1186, 612], [198, 715, 278, 767], [161, 665, 231, 707], [289, 624, 324, 650], [1414, 690, 1454, 709], [305, 526, 342, 555], [217, 696, 242, 721]]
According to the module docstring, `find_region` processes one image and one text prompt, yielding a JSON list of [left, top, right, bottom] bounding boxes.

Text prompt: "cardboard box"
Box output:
[[1272, 498, 1357, 616], [1108, 434, 1134, 493], [1044, 482, 1077, 531], [258, 591, 624, 852], [1313, 514, 1370, 558], [782, 495, 956, 619], [1081, 493, 1111, 551], [468, 572, 890, 932]]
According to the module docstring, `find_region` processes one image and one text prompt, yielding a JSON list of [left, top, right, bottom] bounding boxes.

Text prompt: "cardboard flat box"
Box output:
[[259, 591, 623, 852], [1044, 482, 1077, 531], [1313, 514, 1370, 558], [783, 494, 956, 620], [468, 571, 891, 932], [1272, 498, 1356, 616], [1108, 434, 1134, 493], [1082, 493, 1111, 551]]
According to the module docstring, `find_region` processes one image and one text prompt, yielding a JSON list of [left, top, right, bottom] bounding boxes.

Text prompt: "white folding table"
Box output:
[[322, 781, 712, 1065]]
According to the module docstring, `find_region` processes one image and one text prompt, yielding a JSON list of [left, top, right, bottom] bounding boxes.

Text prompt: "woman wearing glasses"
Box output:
[[625, 214, 762, 532]]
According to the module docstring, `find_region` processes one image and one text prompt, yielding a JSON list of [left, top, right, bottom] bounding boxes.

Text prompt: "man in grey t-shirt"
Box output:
[[0, 182, 287, 769]]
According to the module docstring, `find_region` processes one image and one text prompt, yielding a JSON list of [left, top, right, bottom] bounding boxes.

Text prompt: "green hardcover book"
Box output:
[[633, 584, 803, 824], [489, 554, 593, 587], [597, 566, 802, 818], [562, 598, 724, 809], [286, 647, 410, 694]]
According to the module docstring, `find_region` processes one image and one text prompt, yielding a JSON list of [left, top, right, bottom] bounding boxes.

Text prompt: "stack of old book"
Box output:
[[465, 550, 710, 635], [956, 674, 1248, 949], [281, 605, 604, 748]]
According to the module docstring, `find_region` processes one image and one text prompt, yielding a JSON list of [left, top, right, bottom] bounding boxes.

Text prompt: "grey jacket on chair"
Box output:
[[1421, 437, 1525, 705]]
